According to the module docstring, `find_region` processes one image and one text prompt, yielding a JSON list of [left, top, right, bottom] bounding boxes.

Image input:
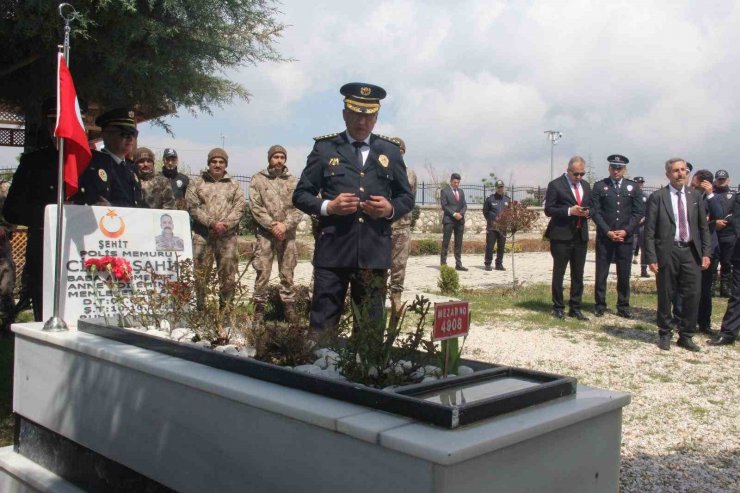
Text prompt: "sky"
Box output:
[[5, 0, 740, 188]]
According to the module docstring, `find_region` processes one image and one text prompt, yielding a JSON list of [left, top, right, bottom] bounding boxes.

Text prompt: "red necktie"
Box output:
[[453, 189, 459, 202], [677, 191, 688, 241], [573, 182, 582, 228]]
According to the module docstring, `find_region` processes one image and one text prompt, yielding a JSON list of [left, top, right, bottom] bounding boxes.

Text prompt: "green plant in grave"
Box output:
[[330, 282, 438, 388]]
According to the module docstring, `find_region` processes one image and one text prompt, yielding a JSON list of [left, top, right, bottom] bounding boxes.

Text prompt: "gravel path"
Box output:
[[244, 252, 739, 492]]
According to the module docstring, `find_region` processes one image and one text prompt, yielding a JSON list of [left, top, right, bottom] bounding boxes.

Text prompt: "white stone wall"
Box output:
[[293, 205, 549, 235]]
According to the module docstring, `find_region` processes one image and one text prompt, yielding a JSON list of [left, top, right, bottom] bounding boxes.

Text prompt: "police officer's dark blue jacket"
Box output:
[[714, 185, 736, 239], [483, 192, 511, 230], [591, 177, 644, 242], [73, 149, 143, 207], [293, 131, 414, 270], [4, 146, 59, 229]]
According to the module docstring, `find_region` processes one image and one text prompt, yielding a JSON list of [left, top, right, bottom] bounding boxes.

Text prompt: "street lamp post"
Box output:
[[544, 130, 563, 182]]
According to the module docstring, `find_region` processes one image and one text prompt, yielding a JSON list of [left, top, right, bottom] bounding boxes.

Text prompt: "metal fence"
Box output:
[[0, 167, 718, 206]]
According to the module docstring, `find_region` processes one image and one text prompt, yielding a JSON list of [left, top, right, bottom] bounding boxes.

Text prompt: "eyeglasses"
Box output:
[[105, 129, 139, 139], [571, 172, 586, 177]]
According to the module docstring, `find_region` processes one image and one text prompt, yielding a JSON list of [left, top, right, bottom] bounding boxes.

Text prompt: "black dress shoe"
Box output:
[[658, 334, 671, 351], [495, 265, 506, 271], [677, 337, 701, 352], [551, 308, 565, 319], [594, 307, 605, 317], [698, 325, 718, 336], [455, 265, 468, 271], [707, 334, 736, 346], [568, 310, 589, 321], [484, 265, 492, 271], [617, 309, 633, 319]]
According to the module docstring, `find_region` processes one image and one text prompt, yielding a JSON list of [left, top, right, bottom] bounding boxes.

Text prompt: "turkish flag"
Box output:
[[54, 53, 92, 199]]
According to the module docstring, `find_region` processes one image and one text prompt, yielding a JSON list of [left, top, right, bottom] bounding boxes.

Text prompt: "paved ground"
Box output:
[[241, 251, 652, 303]]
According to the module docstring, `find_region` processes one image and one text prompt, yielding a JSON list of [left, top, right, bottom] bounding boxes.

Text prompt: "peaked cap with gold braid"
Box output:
[[340, 82, 387, 114]]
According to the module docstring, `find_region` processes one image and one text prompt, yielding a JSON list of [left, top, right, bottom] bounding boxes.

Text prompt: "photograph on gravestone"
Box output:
[[42, 205, 193, 325]]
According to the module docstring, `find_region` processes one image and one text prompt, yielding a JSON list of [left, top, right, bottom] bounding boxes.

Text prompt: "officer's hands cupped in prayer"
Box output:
[[360, 195, 393, 219], [327, 193, 360, 215]]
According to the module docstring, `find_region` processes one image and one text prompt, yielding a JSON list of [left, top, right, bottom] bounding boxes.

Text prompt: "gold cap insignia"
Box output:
[[128, 111, 135, 118], [378, 155, 389, 168], [98, 169, 108, 182], [329, 157, 339, 166], [360, 86, 371, 96]]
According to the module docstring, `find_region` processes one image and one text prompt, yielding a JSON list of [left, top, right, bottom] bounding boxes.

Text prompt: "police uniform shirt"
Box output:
[[292, 131, 414, 270], [74, 149, 142, 207], [592, 177, 643, 240]]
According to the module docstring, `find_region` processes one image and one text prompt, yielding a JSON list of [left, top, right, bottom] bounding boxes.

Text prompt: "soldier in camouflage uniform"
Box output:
[[186, 148, 246, 305], [249, 145, 304, 323], [0, 178, 16, 335], [389, 138, 417, 324], [155, 213, 185, 251], [133, 147, 175, 209]]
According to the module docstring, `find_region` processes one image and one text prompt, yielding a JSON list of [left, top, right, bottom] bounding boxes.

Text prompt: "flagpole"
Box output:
[[44, 3, 78, 331]]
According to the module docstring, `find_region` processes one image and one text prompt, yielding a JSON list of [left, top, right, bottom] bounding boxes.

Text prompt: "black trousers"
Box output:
[[594, 238, 633, 310], [24, 228, 44, 321], [484, 229, 506, 266], [717, 235, 736, 288], [549, 238, 588, 311], [441, 221, 464, 266], [309, 267, 386, 332], [698, 254, 718, 328], [656, 246, 701, 337], [718, 253, 740, 340]]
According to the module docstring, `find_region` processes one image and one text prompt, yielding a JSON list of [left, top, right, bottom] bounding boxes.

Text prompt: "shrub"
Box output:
[[239, 202, 256, 235], [410, 206, 421, 230], [438, 265, 460, 295], [413, 238, 440, 256]]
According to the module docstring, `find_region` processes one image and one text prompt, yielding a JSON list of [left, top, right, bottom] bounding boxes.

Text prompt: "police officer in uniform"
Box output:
[[73, 108, 143, 207], [293, 82, 414, 335], [3, 98, 61, 321], [713, 169, 735, 297], [482, 179, 512, 271], [631, 176, 651, 278], [591, 154, 644, 318], [161, 148, 190, 209]]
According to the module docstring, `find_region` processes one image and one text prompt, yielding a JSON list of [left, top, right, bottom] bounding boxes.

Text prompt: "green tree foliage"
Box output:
[[1, 0, 288, 125]]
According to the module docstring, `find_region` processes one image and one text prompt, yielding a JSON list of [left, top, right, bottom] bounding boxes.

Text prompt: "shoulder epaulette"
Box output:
[[313, 132, 340, 141], [375, 134, 401, 146]]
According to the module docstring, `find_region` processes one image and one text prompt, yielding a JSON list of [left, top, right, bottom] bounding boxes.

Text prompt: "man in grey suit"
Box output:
[[440, 173, 468, 270], [644, 158, 712, 352]]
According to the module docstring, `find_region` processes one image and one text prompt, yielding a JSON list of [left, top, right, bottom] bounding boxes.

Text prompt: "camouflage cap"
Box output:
[[133, 147, 155, 163], [207, 147, 229, 164], [268, 145, 287, 161]]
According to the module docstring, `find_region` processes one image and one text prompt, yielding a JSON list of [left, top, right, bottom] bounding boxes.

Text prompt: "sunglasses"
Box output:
[[571, 172, 586, 177], [106, 129, 139, 139]]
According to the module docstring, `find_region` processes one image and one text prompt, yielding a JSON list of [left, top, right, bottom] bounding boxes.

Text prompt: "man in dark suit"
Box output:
[[72, 108, 143, 207], [644, 158, 712, 352], [3, 98, 60, 321], [544, 156, 592, 321], [591, 154, 644, 318], [293, 82, 414, 334], [440, 173, 467, 270], [709, 189, 740, 346], [631, 177, 651, 278]]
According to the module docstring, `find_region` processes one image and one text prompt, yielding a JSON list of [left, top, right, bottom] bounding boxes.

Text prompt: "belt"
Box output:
[[674, 241, 690, 248]]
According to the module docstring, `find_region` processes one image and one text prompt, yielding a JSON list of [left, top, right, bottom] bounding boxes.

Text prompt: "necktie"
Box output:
[[574, 182, 582, 228], [453, 189, 459, 202], [613, 180, 619, 191], [352, 141, 366, 170], [677, 190, 688, 241]]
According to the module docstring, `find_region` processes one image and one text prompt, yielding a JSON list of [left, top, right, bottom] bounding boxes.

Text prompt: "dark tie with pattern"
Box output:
[[352, 141, 366, 170], [677, 190, 688, 241]]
